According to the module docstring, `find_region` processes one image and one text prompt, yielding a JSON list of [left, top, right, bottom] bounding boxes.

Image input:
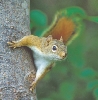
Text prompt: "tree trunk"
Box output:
[[0, 0, 37, 100]]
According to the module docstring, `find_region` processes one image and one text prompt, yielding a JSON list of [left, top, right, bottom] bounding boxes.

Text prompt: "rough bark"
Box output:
[[0, 0, 37, 100]]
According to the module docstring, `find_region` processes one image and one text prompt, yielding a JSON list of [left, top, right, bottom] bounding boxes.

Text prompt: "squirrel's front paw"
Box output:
[[7, 41, 18, 49], [30, 81, 37, 91]]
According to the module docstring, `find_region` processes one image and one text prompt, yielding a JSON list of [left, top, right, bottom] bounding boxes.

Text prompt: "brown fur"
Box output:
[[7, 35, 42, 50]]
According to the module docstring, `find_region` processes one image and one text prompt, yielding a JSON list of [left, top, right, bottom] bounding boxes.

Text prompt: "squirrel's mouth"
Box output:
[[54, 55, 67, 61]]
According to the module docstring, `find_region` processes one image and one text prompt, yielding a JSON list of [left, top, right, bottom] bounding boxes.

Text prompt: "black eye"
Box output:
[[52, 45, 58, 52]]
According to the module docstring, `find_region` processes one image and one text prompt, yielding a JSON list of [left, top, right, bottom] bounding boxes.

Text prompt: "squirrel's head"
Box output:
[[42, 35, 67, 61]]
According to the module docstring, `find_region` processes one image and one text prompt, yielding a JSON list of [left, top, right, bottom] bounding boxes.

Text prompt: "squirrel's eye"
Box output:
[[52, 45, 58, 52]]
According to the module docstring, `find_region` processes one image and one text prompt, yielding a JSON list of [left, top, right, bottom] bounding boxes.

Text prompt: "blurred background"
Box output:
[[30, 0, 98, 100]]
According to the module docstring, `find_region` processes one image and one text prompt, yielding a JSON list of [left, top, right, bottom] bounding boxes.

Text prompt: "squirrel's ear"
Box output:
[[46, 35, 53, 43], [59, 36, 63, 42]]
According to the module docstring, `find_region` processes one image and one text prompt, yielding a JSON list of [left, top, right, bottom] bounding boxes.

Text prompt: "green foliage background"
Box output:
[[30, 0, 98, 100]]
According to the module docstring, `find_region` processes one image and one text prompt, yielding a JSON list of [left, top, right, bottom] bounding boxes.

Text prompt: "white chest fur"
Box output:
[[28, 46, 52, 69], [28, 46, 53, 81]]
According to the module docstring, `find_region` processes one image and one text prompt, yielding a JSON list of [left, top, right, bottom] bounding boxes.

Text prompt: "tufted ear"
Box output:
[[46, 35, 53, 43], [59, 36, 63, 42]]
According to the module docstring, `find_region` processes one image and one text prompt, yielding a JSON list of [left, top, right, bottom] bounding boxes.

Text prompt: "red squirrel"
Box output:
[[7, 11, 76, 92]]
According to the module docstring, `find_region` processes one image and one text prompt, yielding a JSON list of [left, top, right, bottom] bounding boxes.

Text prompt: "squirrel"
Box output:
[[7, 10, 77, 92], [7, 35, 67, 91]]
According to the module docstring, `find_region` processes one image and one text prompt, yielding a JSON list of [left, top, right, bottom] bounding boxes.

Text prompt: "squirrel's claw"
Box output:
[[30, 81, 37, 91], [9, 46, 16, 49], [7, 41, 17, 49]]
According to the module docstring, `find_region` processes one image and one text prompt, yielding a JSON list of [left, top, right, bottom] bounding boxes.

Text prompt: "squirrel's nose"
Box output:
[[60, 51, 67, 59]]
